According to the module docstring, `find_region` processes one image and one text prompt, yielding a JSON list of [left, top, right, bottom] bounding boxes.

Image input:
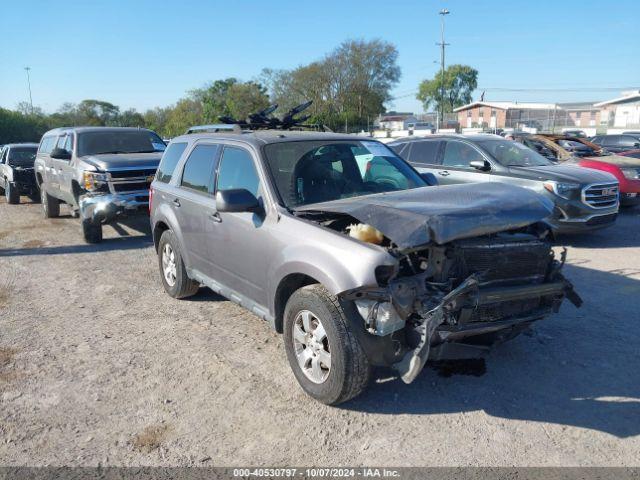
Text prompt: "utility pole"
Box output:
[[24, 67, 33, 114], [436, 9, 450, 132]]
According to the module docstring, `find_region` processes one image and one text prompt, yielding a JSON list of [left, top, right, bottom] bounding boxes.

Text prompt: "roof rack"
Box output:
[[217, 101, 328, 131], [185, 124, 243, 134]]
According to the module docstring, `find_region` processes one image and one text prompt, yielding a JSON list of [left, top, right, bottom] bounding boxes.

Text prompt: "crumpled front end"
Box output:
[[343, 232, 582, 384]]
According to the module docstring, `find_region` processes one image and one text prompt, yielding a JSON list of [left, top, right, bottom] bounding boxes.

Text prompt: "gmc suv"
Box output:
[[150, 125, 581, 405], [34, 127, 165, 242], [390, 135, 620, 233]]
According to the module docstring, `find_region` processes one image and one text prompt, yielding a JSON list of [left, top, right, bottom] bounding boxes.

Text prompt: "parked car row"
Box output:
[[3, 114, 595, 405]]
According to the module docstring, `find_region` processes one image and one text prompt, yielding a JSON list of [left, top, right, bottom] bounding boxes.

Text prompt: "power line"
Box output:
[[390, 86, 640, 102]]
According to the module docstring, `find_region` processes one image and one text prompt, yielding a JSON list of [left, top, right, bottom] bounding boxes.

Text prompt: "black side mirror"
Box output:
[[50, 147, 71, 160], [420, 172, 438, 186], [470, 160, 491, 171], [215, 188, 261, 213]]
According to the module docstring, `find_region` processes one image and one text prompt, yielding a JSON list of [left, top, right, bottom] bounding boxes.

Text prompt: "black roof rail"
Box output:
[[185, 124, 243, 134]]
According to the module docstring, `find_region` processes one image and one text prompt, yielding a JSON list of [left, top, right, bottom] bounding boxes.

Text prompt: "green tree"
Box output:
[[417, 64, 478, 115], [117, 108, 145, 127], [163, 98, 204, 138], [76, 99, 120, 125], [261, 39, 400, 131], [192, 78, 270, 122], [0, 107, 49, 143]]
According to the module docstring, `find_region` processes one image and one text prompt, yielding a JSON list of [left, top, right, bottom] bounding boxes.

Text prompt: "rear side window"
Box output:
[[216, 147, 261, 198], [39, 136, 56, 154], [156, 142, 187, 183], [180, 144, 219, 194], [409, 141, 441, 165]]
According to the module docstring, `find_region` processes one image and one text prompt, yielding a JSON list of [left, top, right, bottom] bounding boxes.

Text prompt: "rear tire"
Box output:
[[284, 284, 371, 405], [5, 182, 19, 204], [157, 230, 199, 299], [81, 219, 103, 244], [41, 184, 60, 218]]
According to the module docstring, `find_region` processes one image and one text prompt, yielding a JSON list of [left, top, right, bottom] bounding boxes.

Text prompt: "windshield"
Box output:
[[263, 140, 426, 208], [478, 139, 553, 167], [7, 147, 37, 166], [77, 131, 166, 156]]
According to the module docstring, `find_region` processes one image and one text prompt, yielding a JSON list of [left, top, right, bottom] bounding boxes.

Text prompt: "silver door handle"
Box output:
[[209, 212, 221, 223], [438, 171, 450, 176], [172, 198, 181, 207]]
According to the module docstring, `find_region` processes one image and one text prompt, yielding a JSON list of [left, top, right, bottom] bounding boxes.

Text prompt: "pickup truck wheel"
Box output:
[[5, 182, 19, 204], [41, 184, 60, 218], [158, 230, 199, 299], [284, 284, 371, 405], [81, 219, 103, 244]]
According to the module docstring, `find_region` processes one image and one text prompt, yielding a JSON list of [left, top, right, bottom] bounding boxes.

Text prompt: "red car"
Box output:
[[576, 155, 640, 206]]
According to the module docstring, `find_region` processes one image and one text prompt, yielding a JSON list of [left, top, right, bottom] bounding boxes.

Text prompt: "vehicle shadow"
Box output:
[[341, 263, 640, 438], [185, 287, 227, 302], [0, 235, 152, 257]]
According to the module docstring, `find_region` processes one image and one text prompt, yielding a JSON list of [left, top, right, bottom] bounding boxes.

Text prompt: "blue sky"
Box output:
[[1, 0, 638, 114]]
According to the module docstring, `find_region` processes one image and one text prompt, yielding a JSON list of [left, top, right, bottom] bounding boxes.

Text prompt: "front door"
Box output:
[[208, 145, 271, 308], [436, 140, 493, 185]]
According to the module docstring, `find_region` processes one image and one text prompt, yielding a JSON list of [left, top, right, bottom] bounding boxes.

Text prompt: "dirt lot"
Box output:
[[1, 196, 639, 467]]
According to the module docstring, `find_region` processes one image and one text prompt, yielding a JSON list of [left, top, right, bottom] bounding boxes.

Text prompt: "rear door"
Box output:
[[57, 133, 76, 203], [403, 140, 444, 179], [50, 134, 74, 202], [38, 135, 60, 194], [173, 143, 220, 277]]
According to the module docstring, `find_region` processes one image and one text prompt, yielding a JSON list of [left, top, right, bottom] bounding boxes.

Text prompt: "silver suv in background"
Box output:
[[390, 135, 620, 234], [34, 127, 165, 242], [150, 125, 581, 405]]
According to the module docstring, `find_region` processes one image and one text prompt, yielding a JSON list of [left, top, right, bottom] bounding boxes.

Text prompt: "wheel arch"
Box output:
[[273, 273, 321, 333]]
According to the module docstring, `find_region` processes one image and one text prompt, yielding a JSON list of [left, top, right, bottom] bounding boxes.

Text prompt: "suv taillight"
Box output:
[[149, 185, 154, 213]]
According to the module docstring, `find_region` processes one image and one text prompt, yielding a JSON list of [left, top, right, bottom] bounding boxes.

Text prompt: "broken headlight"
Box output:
[[543, 180, 580, 199], [355, 299, 405, 336], [83, 171, 109, 192]]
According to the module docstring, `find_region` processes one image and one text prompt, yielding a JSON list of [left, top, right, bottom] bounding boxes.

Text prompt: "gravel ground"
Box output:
[[0, 196, 639, 467]]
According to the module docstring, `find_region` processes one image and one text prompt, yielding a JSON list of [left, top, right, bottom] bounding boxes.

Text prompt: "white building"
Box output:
[[594, 90, 640, 129]]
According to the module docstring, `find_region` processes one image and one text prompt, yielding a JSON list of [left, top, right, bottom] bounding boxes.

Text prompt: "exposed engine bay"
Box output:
[[296, 208, 583, 384]]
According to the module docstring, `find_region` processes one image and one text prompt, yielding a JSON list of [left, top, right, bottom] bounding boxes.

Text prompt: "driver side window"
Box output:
[[442, 141, 484, 168], [217, 147, 261, 198]]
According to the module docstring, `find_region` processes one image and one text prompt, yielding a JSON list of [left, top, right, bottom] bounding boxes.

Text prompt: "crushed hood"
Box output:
[[81, 152, 161, 172], [296, 183, 554, 249]]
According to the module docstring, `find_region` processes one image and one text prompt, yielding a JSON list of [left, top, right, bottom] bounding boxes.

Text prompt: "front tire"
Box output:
[[157, 230, 199, 299], [5, 182, 19, 204], [41, 183, 60, 218], [284, 284, 371, 405], [82, 219, 103, 243]]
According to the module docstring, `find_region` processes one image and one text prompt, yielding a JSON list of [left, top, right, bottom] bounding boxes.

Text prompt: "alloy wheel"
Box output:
[[292, 310, 331, 384], [162, 243, 177, 287]]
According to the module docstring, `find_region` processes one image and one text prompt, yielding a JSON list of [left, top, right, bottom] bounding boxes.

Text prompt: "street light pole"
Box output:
[[437, 9, 450, 132], [24, 67, 33, 114]]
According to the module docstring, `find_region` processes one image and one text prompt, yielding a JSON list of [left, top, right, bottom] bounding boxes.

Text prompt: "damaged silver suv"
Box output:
[[150, 123, 582, 405]]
